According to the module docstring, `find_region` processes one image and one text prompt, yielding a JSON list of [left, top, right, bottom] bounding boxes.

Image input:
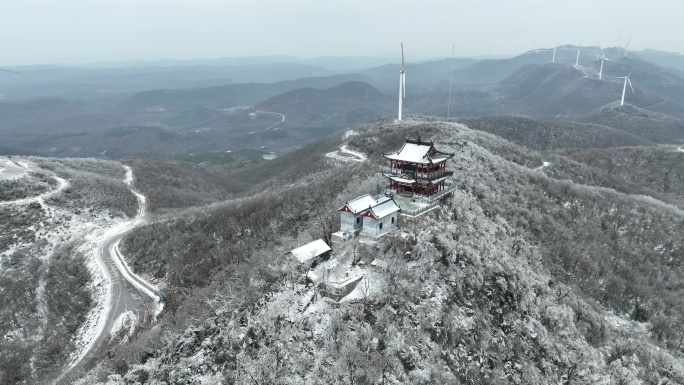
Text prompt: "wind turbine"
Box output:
[[595, 41, 601, 60], [575, 42, 582, 68], [599, 51, 605, 80], [623, 36, 632, 57], [617, 36, 622, 56], [398, 43, 406, 121], [552, 44, 558, 63], [619, 72, 634, 106]]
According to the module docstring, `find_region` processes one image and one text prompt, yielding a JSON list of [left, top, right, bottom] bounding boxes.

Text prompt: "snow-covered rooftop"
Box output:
[[289, 239, 331, 263], [383, 139, 454, 164], [387, 175, 416, 184], [367, 198, 400, 219], [340, 194, 378, 214]]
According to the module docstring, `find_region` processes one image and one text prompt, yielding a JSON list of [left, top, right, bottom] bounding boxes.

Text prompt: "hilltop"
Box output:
[[61, 117, 684, 384]]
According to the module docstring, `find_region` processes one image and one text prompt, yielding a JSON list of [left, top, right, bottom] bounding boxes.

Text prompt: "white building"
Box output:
[[360, 197, 400, 237], [337, 194, 379, 232], [337, 194, 401, 237], [288, 239, 332, 264]]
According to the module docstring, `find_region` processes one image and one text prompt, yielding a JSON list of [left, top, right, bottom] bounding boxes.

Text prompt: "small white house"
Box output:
[[337, 194, 379, 232], [288, 239, 332, 264], [360, 197, 401, 237]]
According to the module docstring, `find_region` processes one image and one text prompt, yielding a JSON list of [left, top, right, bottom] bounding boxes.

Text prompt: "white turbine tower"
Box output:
[[619, 72, 634, 106], [575, 42, 582, 68], [398, 43, 406, 121], [599, 51, 605, 80], [552, 44, 558, 63], [595, 41, 601, 60]]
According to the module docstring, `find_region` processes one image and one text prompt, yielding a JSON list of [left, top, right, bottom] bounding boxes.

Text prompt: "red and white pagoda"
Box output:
[[383, 138, 454, 197]]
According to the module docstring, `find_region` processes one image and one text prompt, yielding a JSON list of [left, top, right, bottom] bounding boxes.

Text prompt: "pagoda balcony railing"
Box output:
[[383, 169, 453, 183], [393, 184, 458, 218]]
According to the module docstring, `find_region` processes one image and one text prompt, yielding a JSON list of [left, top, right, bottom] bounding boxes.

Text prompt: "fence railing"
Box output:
[[397, 185, 456, 218]]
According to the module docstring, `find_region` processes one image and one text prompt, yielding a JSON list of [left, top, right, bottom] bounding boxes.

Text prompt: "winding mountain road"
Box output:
[[53, 166, 161, 384], [0, 174, 68, 206], [325, 144, 367, 163], [249, 110, 286, 134]]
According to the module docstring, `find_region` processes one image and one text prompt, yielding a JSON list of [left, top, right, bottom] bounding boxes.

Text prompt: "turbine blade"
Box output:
[[0, 67, 21, 74], [628, 78, 634, 93], [401, 42, 405, 68]]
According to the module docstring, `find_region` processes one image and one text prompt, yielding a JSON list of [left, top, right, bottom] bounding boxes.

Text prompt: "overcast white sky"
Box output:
[[0, 0, 680, 65]]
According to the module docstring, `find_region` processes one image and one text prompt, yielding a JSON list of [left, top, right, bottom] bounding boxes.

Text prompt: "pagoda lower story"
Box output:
[[386, 173, 450, 197], [382, 138, 455, 198]]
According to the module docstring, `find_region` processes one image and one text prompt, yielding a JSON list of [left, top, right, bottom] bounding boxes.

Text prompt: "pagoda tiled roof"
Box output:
[[383, 139, 454, 164]]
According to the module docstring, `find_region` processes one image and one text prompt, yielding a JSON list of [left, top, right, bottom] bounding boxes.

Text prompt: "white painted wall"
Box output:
[[361, 213, 398, 237]]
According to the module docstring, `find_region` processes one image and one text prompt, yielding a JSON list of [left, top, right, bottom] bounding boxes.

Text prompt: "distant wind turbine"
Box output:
[[575, 42, 582, 68], [595, 41, 601, 60], [552, 44, 559, 63], [599, 52, 605, 80], [619, 72, 634, 106], [623, 36, 632, 57], [398, 43, 406, 121], [617, 36, 622, 56]]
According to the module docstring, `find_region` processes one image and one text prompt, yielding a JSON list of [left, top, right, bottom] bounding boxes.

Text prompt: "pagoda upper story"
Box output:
[[382, 138, 454, 197]]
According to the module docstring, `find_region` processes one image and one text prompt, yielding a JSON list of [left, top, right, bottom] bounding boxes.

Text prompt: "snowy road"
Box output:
[[54, 165, 161, 384], [325, 145, 367, 163], [0, 174, 68, 206], [248, 110, 286, 134]]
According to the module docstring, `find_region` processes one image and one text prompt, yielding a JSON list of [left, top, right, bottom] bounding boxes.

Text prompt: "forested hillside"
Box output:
[[74, 118, 684, 384], [0, 158, 137, 384]]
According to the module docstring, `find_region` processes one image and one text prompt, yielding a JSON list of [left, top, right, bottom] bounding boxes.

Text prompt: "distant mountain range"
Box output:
[[2, 47, 684, 158]]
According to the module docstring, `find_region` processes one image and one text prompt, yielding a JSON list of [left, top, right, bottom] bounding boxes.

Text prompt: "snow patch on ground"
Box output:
[[535, 161, 552, 171], [677, 147, 684, 153], [340, 270, 386, 302], [342, 129, 358, 139], [109, 310, 138, 342], [604, 311, 649, 334], [0, 158, 30, 180]]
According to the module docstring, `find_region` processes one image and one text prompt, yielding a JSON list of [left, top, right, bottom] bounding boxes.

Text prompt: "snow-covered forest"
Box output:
[[65, 118, 684, 384], [0, 158, 137, 384]]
